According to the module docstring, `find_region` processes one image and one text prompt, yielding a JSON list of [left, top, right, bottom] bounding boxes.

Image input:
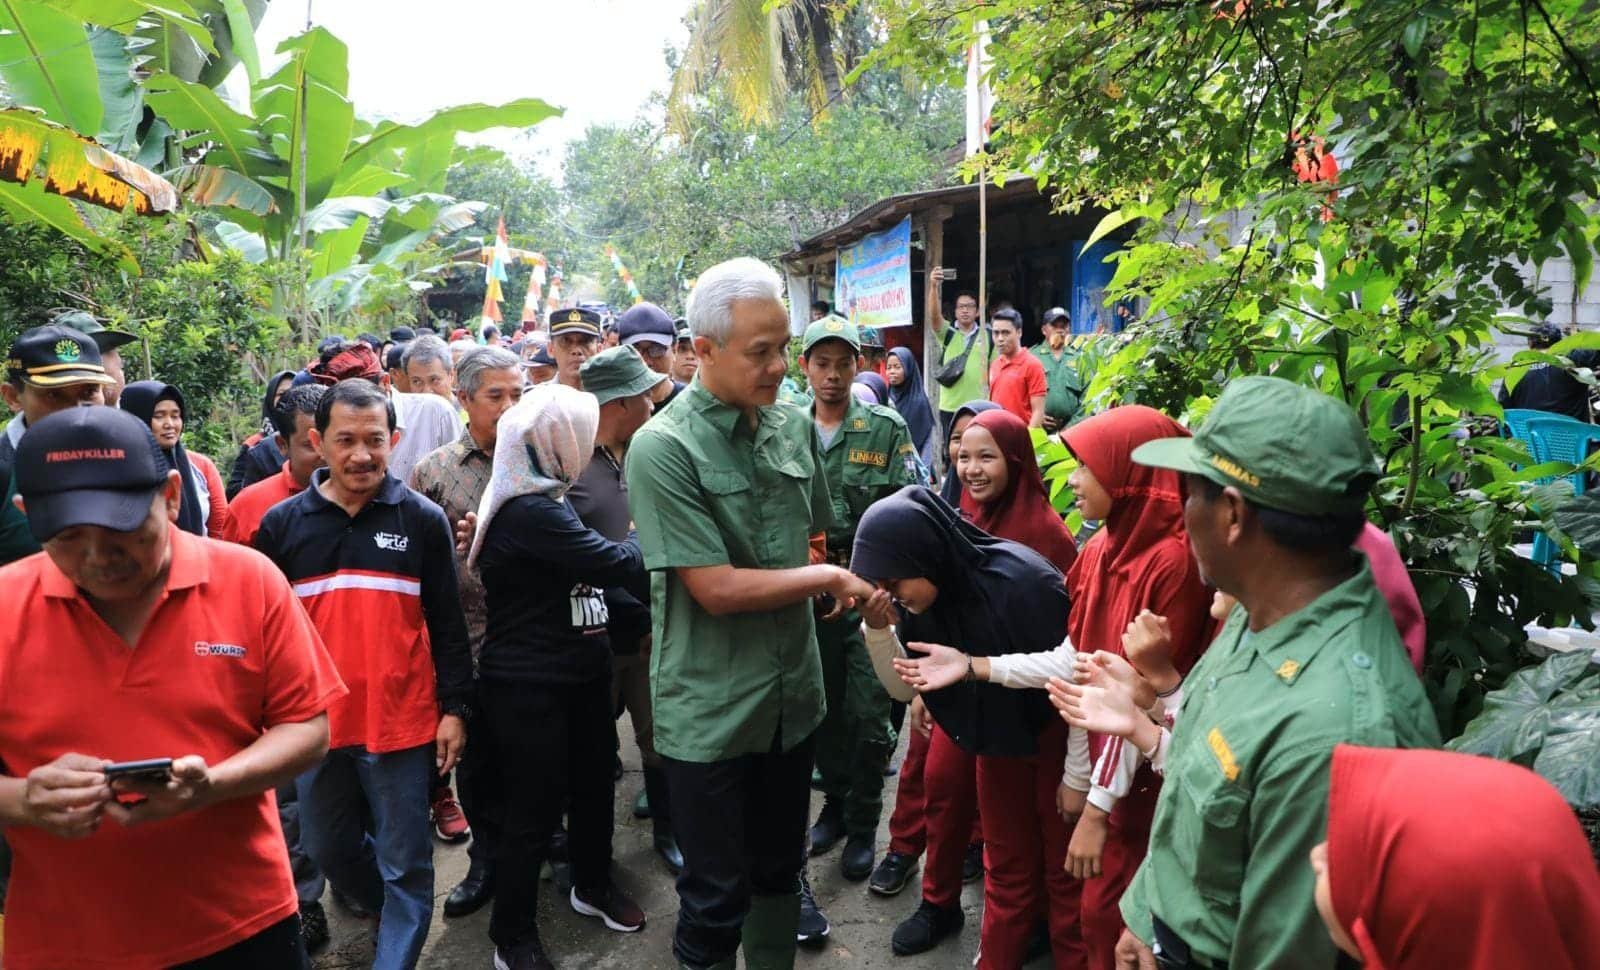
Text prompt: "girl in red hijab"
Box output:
[[955, 408, 1085, 967], [1059, 405, 1212, 968], [1318, 745, 1600, 969], [959, 409, 1078, 572]]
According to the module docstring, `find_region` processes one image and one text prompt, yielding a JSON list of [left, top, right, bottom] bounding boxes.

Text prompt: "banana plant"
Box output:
[[139, 21, 559, 329]]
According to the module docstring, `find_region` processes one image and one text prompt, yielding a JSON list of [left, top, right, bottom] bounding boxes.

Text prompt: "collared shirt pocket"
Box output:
[[1176, 752, 1250, 906]]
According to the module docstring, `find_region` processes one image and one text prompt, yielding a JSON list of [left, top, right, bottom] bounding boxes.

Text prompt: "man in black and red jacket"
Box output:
[[255, 378, 472, 970]]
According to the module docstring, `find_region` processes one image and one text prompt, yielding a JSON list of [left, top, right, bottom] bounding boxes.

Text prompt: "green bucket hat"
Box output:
[[580, 345, 668, 406], [801, 315, 860, 354], [1130, 375, 1379, 516]]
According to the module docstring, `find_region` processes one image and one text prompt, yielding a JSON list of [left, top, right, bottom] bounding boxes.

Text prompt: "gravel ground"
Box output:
[[310, 715, 1053, 969]]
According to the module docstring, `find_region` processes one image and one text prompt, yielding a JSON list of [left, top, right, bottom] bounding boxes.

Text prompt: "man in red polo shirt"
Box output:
[[225, 384, 327, 547], [987, 309, 1047, 427], [0, 406, 345, 969]]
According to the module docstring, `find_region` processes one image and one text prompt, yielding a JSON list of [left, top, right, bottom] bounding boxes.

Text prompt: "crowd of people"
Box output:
[[0, 254, 1598, 970]]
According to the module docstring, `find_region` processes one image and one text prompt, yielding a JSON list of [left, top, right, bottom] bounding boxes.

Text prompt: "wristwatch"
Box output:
[[441, 700, 472, 721], [963, 653, 976, 683]]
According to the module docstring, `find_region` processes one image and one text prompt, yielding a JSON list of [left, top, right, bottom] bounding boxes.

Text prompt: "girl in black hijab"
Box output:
[[853, 486, 1082, 967], [121, 381, 214, 536]]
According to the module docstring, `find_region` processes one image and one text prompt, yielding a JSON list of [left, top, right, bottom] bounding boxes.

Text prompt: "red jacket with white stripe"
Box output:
[[254, 470, 472, 752]]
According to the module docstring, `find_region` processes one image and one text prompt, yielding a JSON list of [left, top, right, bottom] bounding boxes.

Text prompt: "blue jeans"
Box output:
[[297, 744, 434, 970]]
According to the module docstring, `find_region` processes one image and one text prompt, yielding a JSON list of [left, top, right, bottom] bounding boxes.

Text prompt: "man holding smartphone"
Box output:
[[0, 406, 346, 969]]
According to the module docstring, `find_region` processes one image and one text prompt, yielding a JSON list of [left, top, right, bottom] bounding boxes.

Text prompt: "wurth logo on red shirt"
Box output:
[[194, 641, 247, 659]]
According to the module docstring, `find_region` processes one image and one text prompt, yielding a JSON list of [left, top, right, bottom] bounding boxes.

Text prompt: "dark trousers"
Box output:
[[456, 707, 497, 872], [662, 729, 816, 968], [276, 780, 326, 906], [481, 675, 617, 950], [173, 914, 309, 970]]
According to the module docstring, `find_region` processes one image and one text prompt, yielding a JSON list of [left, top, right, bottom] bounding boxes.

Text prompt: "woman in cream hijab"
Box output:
[[468, 383, 651, 967]]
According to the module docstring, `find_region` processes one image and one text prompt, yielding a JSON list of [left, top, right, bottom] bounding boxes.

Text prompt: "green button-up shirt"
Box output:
[[626, 380, 835, 762], [815, 397, 920, 560], [1120, 559, 1440, 969], [1030, 343, 1085, 424]]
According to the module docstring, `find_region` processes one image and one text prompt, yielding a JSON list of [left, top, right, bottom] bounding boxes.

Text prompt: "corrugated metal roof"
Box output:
[[783, 176, 1041, 262]]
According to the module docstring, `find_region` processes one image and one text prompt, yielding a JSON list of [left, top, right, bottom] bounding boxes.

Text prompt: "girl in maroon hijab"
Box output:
[[1059, 405, 1212, 968], [1317, 745, 1600, 969], [956, 408, 1085, 966]]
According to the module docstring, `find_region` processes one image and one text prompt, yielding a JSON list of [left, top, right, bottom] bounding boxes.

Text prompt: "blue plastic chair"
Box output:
[[1502, 408, 1548, 443], [1523, 415, 1600, 572]]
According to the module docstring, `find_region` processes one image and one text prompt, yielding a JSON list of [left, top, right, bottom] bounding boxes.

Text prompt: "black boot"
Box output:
[[841, 833, 874, 882], [644, 764, 684, 873], [808, 798, 847, 856], [444, 855, 493, 918]]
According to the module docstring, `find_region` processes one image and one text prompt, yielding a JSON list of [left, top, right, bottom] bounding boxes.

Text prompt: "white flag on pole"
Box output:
[[964, 21, 993, 157]]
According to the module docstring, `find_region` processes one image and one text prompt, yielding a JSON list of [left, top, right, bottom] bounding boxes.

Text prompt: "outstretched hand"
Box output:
[[894, 642, 967, 692], [1072, 650, 1157, 711], [1046, 677, 1145, 739]]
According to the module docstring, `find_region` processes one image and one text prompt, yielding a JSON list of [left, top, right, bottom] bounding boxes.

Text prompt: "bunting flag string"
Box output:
[[481, 217, 511, 325], [604, 244, 644, 306]]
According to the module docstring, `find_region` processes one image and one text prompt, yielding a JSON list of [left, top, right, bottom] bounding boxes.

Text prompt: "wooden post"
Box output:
[[922, 209, 948, 474]]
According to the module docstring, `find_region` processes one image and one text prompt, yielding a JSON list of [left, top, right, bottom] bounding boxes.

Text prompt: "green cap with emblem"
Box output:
[[1130, 375, 1378, 516], [580, 345, 669, 406], [801, 315, 860, 354]]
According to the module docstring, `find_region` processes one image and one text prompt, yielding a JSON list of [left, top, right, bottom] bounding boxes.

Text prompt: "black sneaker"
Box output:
[[493, 936, 555, 970], [961, 841, 984, 883], [891, 899, 964, 956], [299, 901, 329, 954], [869, 851, 917, 896], [797, 871, 830, 947], [570, 884, 646, 933]]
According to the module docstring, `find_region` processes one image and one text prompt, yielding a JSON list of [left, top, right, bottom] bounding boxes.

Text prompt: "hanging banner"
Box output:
[[836, 216, 913, 329]]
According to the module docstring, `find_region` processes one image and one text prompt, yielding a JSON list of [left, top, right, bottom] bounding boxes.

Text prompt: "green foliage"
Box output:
[[868, 0, 1600, 738], [0, 217, 292, 457], [1449, 649, 1600, 809], [553, 82, 960, 311]]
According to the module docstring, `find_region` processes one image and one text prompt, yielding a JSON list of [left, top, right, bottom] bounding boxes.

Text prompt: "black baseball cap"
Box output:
[[7, 325, 115, 389], [616, 303, 676, 348], [14, 406, 170, 541], [389, 326, 416, 342]]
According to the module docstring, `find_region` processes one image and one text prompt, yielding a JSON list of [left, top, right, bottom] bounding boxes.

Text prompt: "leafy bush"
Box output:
[[1449, 649, 1600, 811]]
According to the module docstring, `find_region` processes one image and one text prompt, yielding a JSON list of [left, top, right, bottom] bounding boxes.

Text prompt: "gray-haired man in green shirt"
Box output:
[[626, 257, 876, 970], [1114, 376, 1439, 969]]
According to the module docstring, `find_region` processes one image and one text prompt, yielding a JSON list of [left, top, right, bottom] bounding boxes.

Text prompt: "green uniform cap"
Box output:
[[1131, 375, 1378, 516], [579, 345, 667, 406], [52, 310, 137, 353], [802, 315, 860, 354]]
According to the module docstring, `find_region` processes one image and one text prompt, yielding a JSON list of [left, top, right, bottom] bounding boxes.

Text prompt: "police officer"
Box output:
[[799, 316, 920, 885], [1114, 376, 1441, 969]]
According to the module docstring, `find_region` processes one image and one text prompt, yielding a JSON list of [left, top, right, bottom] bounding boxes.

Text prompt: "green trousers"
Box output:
[[813, 611, 895, 836]]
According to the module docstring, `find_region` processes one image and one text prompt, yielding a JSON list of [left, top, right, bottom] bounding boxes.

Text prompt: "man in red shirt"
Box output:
[[221, 382, 335, 951], [225, 384, 327, 547], [0, 406, 345, 969], [987, 309, 1047, 427]]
